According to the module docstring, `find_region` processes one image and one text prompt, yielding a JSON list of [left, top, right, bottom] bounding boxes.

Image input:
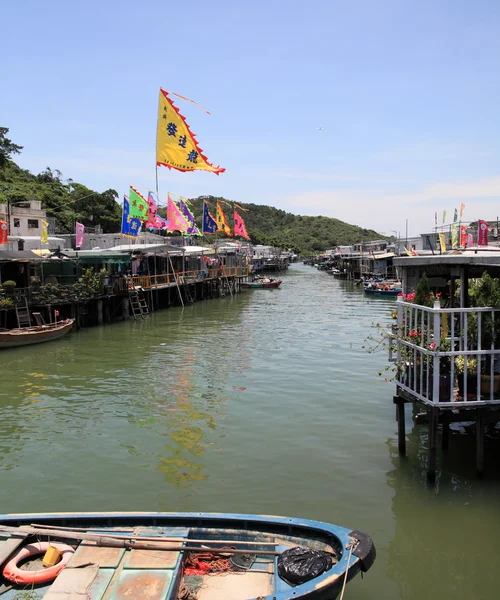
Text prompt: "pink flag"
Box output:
[[146, 192, 169, 230], [234, 210, 249, 239], [478, 220, 489, 246], [467, 233, 474, 247], [167, 195, 189, 233], [75, 222, 85, 248]]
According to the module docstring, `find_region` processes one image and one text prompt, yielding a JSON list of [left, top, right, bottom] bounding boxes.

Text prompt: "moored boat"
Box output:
[[0, 318, 74, 348], [241, 277, 282, 289], [363, 286, 402, 297], [0, 512, 375, 599]]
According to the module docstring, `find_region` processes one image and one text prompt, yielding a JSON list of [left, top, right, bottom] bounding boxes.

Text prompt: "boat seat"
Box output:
[[32, 312, 45, 326]]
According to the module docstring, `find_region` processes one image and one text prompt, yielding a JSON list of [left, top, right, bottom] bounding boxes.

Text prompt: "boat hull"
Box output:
[[241, 281, 282, 289], [0, 319, 74, 348], [0, 512, 375, 600], [363, 288, 401, 297]]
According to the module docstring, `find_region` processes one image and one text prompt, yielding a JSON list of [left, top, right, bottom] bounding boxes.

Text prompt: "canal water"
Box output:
[[1, 263, 500, 599]]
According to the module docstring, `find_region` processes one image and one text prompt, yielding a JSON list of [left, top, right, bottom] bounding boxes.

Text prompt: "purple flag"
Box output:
[[179, 198, 201, 236]]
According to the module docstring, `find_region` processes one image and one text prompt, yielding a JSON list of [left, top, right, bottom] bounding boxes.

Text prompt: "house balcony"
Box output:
[[392, 298, 500, 407]]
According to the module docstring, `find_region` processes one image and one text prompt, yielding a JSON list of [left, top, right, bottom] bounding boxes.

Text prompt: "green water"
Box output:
[[1, 263, 500, 599]]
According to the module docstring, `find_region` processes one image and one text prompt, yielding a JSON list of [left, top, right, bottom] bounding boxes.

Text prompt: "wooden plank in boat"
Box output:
[[69, 540, 125, 568], [44, 564, 99, 599], [0, 533, 27, 566], [197, 572, 272, 600], [122, 543, 183, 570], [107, 569, 173, 600]]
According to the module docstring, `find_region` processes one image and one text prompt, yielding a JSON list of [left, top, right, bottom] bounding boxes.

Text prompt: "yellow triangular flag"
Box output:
[[156, 88, 225, 175]]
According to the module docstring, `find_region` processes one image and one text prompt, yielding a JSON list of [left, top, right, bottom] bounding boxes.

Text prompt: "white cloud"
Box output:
[[279, 175, 500, 236]]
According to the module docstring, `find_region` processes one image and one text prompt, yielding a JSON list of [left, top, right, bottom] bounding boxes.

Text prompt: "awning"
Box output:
[[32, 249, 52, 256], [373, 252, 395, 260], [0, 250, 42, 262]]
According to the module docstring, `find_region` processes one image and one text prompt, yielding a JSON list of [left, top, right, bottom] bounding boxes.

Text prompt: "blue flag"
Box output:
[[121, 196, 141, 237], [202, 201, 217, 234]]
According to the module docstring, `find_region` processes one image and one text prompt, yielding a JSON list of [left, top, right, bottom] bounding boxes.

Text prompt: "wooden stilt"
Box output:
[[427, 406, 439, 482], [441, 410, 450, 451], [394, 396, 406, 455], [476, 410, 485, 479]]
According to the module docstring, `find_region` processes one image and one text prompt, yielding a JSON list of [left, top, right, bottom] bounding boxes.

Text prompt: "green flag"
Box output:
[[129, 187, 148, 221]]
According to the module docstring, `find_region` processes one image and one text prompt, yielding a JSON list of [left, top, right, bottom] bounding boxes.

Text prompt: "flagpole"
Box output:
[[155, 91, 160, 196]]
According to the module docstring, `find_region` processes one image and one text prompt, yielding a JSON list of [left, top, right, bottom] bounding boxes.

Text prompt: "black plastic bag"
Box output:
[[278, 546, 333, 585]]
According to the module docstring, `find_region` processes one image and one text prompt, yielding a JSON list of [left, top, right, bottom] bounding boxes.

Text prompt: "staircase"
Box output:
[[129, 289, 149, 319], [184, 283, 194, 304], [15, 296, 31, 328]]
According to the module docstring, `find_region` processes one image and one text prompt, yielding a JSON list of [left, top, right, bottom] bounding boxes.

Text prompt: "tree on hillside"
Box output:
[[0, 128, 23, 168]]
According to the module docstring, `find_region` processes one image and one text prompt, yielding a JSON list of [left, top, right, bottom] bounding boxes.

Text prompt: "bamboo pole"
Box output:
[[0, 525, 288, 556], [29, 523, 276, 546]]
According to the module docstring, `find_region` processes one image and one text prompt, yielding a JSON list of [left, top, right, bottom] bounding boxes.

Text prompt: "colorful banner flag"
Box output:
[[41, 220, 49, 244], [442, 210, 447, 224], [460, 225, 467, 247], [167, 195, 189, 233], [453, 208, 458, 223], [403, 246, 412, 256], [121, 196, 141, 237], [460, 202, 466, 218], [156, 88, 225, 174], [234, 209, 249, 239], [467, 233, 474, 247], [75, 222, 85, 248], [146, 192, 169, 230], [478, 220, 489, 246], [439, 233, 447, 253], [216, 201, 233, 237], [0, 221, 7, 245], [129, 187, 148, 221], [451, 224, 459, 248], [179, 198, 201, 235], [202, 201, 217, 234], [410, 248, 419, 256]]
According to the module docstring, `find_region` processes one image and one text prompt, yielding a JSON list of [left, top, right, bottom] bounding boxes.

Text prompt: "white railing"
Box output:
[[394, 298, 500, 407]]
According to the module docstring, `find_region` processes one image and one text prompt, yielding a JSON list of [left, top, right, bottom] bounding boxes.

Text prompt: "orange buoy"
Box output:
[[3, 541, 74, 585]]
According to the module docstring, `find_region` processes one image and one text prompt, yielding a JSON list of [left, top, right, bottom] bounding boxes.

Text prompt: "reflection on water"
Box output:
[[1, 264, 499, 598]]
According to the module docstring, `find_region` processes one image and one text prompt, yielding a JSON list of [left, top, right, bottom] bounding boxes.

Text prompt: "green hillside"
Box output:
[[187, 196, 384, 254]]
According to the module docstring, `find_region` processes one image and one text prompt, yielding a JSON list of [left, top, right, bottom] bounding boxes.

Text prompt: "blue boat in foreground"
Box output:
[[0, 512, 375, 599]]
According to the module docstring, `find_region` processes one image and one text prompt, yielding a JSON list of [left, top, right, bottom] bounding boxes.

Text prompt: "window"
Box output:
[[13, 218, 20, 227], [28, 219, 39, 229]]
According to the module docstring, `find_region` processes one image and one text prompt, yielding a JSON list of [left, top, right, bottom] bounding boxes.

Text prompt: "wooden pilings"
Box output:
[[476, 410, 485, 479], [394, 396, 406, 455], [394, 392, 494, 481], [427, 406, 439, 482]]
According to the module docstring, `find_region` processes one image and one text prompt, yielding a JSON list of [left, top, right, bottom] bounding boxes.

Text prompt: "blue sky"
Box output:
[[3, 0, 500, 236]]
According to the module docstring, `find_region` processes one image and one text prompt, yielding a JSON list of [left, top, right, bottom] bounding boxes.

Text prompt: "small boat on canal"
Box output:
[[0, 512, 375, 600], [363, 285, 402, 297], [0, 318, 74, 348], [241, 276, 282, 289]]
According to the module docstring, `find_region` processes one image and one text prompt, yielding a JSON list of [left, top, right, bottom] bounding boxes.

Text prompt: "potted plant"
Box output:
[[455, 354, 479, 398], [468, 272, 500, 395], [2, 280, 16, 296]]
